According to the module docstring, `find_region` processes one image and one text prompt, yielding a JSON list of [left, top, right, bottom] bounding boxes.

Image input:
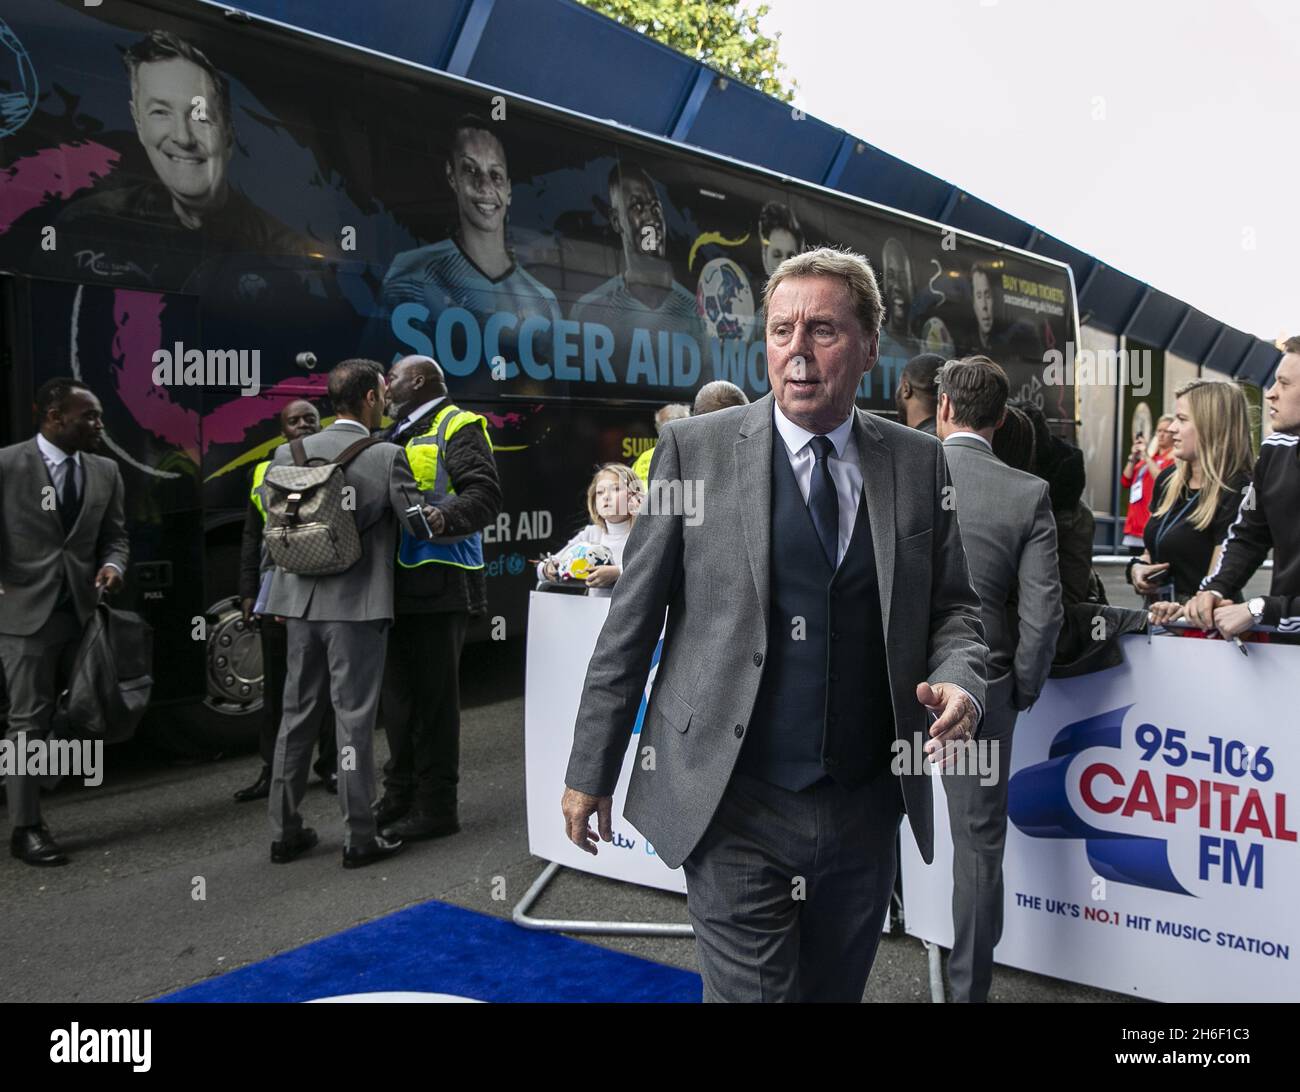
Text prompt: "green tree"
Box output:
[[576, 0, 796, 102]]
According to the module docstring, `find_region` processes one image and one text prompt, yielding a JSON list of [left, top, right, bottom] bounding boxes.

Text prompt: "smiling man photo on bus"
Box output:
[[1187, 339, 1300, 639], [45, 29, 309, 290], [560, 246, 987, 1003], [0, 378, 128, 867], [380, 115, 560, 373], [569, 162, 704, 376]]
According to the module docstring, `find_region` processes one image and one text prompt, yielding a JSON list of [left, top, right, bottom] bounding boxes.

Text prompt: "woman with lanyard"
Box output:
[[1127, 379, 1254, 623], [1119, 414, 1176, 552]]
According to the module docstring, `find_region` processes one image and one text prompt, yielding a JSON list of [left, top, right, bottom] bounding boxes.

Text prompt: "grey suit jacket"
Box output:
[[942, 434, 1062, 711], [565, 393, 988, 868], [0, 438, 129, 636], [262, 422, 420, 623]]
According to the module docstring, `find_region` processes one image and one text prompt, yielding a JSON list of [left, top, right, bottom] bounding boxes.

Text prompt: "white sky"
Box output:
[[755, 0, 1297, 344]]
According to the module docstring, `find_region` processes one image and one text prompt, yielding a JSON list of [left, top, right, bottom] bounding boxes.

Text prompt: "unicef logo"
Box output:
[[696, 257, 755, 342], [506, 553, 525, 576], [0, 18, 37, 138]]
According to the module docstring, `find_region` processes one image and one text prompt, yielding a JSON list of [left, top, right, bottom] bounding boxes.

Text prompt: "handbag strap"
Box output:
[[333, 435, 382, 468]]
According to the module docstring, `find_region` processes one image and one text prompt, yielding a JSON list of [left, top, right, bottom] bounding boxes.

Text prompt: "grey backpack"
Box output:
[[262, 435, 380, 576]]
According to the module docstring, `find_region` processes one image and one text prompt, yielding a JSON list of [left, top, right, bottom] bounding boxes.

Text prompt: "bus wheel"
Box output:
[[151, 596, 264, 758]]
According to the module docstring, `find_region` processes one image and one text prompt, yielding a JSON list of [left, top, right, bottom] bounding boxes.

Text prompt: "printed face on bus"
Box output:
[[766, 274, 877, 434], [1266, 352, 1300, 434], [881, 242, 911, 332], [762, 228, 800, 277], [130, 57, 232, 217], [612, 171, 665, 260], [971, 269, 995, 337], [447, 128, 510, 236]]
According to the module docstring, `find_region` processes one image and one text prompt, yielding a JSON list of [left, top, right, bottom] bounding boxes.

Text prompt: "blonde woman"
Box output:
[[1127, 381, 1254, 622], [538, 463, 643, 597]]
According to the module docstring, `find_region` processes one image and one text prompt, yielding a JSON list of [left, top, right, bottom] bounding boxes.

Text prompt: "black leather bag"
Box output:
[[55, 600, 154, 744]]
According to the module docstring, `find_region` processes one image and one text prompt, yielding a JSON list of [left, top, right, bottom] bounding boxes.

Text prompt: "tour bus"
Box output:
[[0, 0, 1079, 753]]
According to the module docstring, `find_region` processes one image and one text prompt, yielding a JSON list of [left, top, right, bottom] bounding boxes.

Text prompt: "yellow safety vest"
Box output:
[[398, 403, 490, 571], [250, 458, 271, 521], [632, 443, 655, 485]]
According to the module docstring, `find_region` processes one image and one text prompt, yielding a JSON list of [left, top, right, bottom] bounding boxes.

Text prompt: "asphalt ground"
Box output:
[[0, 565, 1271, 1004]]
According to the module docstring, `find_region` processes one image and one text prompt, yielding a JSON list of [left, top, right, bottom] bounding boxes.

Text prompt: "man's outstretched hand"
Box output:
[[562, 787, 613, 855], [917, 681, 979, 769]]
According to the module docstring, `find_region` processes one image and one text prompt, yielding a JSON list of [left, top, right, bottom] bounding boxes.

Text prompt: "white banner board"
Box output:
[[901, 635, 1300, 1001], [524, 591, 686, 894]]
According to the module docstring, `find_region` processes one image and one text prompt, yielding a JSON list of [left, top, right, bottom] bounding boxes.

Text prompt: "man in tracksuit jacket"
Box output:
[[374, 355, 502, 839], [1189, 342, 1300, 637]]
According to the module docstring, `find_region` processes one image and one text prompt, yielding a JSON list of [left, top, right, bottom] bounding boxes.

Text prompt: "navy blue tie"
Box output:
[[807, 435, 839, 567]]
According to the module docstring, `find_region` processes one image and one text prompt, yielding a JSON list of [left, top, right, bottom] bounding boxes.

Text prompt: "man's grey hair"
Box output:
[[761, 245, 885, 337], [654, 403, 691, 434], [693, 380, 749, 416]]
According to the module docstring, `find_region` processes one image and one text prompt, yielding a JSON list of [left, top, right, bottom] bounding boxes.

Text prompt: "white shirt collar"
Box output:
[[946, 429, 994, 450], [396, 395, 447, 434], [772, 400, 855, 458], [332, 418, 370, 433], [36, 432, 80, 467]]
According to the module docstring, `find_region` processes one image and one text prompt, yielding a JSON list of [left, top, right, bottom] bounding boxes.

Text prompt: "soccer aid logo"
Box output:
[[696, 258, 755, 342], [1009, 705, 1296, 897], [0, 18, 38, 138]]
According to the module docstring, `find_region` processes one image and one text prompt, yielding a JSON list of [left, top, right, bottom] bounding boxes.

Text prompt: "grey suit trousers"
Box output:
[[682, 766, 903, 1002], [943, 675, 1018, 1002], [269, 618, 387, 849], [0, 608, 82, 829]]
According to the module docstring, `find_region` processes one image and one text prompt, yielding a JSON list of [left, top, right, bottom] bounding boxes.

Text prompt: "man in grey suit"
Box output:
[[936, 355, 1062, 1002], [561, 248, 988, 1002], [261, 359, 433, 869], [0, 378, 129, 866]]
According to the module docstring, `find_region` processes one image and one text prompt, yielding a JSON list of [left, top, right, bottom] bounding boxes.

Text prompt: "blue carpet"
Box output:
[[158, 899, 700, 1003]]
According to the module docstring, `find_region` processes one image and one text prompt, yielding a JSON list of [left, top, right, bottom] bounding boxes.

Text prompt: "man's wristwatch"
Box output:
[[1248, 597, 1266, 625]]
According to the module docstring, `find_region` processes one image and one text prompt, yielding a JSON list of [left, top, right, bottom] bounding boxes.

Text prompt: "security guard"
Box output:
[[375, 356, 502, 840], [235, 398, 337, 802]]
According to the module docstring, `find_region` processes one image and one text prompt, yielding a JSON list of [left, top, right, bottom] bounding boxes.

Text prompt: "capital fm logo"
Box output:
[[1008, 705, 1295, 897]]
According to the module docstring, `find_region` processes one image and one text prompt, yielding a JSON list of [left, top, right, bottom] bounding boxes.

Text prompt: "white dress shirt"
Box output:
[[773, 403, 984, 726], [945, 429, 994, 450], [37, 431, 82, 501], [393, 396, 447, 437], [772, 400, 862, 568], [331, 418, 371, 434], [36, 432, 123, 573]]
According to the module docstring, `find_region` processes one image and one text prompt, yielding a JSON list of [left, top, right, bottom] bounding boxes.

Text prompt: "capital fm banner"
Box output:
[[900, 636, 1299, 1002], [524, 591, 685, 894]]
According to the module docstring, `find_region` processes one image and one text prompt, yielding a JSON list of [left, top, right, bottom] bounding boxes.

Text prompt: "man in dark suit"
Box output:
[[936, 355, 1062, 1002], [373, 356, 501, 839], [561, 248, 988, 1002], [0, 378, 129, 866], [234, 399, 336, 802], [260, 360, 434, 869]]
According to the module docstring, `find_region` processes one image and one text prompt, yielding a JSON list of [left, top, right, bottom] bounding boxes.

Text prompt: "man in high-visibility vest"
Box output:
[[631, 402, 690, 485], [374, 356, 502, 840], [235, 398, 337, 802]]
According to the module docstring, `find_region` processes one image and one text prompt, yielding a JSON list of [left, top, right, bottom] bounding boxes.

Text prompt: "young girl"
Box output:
[[538, 463, 643, 597]]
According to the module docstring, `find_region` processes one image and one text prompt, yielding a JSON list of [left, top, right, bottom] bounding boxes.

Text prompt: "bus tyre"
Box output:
[[147, 596, 264, 758]]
